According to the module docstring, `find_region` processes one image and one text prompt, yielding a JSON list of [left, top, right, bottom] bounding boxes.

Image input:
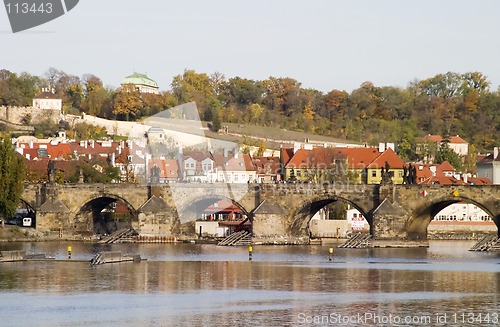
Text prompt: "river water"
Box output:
[[1, 241, 500, 326]]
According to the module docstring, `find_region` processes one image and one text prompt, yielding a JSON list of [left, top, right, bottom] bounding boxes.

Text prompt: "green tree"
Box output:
[[81, 74, 110, 116], [463, 144, 477, 174], [211, 109, 221, 132], [435, 142, 462, 170], [0, 136, 24, 227]]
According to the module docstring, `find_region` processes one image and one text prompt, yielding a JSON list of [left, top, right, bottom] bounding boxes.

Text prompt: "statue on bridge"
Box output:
[[381, 161, 393, 185], [404, 163, 417, 184], [48, 160, 56, 184], [150, 165, 161, 185]]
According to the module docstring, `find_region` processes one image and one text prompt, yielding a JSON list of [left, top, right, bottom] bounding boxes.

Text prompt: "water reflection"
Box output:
[[1, 241, 500, 326]]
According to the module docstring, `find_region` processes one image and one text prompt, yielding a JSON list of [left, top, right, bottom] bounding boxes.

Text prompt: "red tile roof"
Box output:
[[436, 161, 456, 172], [204, 199, 242, 213], [253, 156, 281, 176], [280, 147, 294, 166], [148, 158, 179, 179], [212, 153, 256, 172], [18, 142, 72, 160], [284, 146, 404, 170], [419, 176, 464, 185], [467, 177, 492, 185], [423, 134, 468, 144], [366, 147, 405, 169], [285, 148, 347, 169]]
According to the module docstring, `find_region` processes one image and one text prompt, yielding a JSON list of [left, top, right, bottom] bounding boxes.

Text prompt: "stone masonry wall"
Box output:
[[0, 106, 61, 125]]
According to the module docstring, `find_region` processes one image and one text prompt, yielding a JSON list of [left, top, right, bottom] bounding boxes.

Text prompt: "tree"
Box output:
[[463, 144, 477, 174], [211, 110, 222, 132], [0, 136, 24, 227], [81, 74, 109, 116], [113, 86, 142, 121], [255, 139, 266, 156], [435, 142, 462, 170], [248, 103, 264, 123]]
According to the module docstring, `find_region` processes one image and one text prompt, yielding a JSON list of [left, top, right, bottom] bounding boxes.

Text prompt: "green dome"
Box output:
[[122, 72, 158, 88]]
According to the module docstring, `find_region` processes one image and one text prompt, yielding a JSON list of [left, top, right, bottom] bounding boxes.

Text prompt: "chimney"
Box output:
[[293, 142, 301, 154], [120, 140, 125, 148], [110, 153, 115, 167], [378, 143, 385, 153], [118, 145, 122, 155], [223, 148, 228, 158], [29, 140, 34, 149], [463, 173, 468, 184], [494, 147, 499, 160], [233, 147, 239, 159], [90, 140, 95, 148]]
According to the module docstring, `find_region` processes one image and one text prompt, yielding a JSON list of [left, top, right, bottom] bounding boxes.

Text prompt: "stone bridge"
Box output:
[[20, 182, 500, 242]]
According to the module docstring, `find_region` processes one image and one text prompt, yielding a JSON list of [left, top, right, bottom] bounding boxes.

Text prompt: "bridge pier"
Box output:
[[252, 200, 287, 238]]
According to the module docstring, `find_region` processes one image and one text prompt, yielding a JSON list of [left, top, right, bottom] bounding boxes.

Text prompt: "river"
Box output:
[[1, 241, 500, 326]]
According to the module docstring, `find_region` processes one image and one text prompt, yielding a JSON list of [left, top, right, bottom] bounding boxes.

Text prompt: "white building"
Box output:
[[477, 147, 500, 185], [121, 72, 160, 94], [423, 134, 469, 156], [210, 150, 256, 183], [33, 88, 62, 110], [433, 202, 492, 222]]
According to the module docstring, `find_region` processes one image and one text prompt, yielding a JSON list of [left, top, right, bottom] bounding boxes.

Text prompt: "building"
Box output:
[[433, 202, 492, 222], [180, 150, 214, 182], [420, 134, 469, 160], [210, 149, 257, 183], [121, 72, 160, 94], [195, 199, 249, 237], [252, 156, 281, 183], [148, 158, 179, 183], [281, 143, 405, 184], [477, 147, 500, 185], [414, 161, 491, 185], [33, 88, 62, 111]]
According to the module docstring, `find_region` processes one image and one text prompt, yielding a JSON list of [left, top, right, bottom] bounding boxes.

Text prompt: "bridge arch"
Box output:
[[407, 195, 497, 240], [175, 194, 252, 236], [73, 193, 138, 235], [289, 195, 371, 237], [176, 194, 251, 221]]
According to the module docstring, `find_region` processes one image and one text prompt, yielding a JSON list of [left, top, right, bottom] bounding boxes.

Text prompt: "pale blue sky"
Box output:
[[1, 0, 500, 92]]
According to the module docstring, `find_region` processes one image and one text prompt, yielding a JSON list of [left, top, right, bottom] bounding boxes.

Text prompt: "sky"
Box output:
[[1, 0, 500, 93]]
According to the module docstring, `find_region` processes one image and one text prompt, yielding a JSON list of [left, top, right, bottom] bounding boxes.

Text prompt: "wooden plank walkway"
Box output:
[[338, 233, 372, 249], [217, 231, 252, 246], [89, 251, 142, 265], [469, 235, 499, 251]]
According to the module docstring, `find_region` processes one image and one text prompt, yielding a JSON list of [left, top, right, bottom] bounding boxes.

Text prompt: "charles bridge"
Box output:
[[20, 182, 500, 243]]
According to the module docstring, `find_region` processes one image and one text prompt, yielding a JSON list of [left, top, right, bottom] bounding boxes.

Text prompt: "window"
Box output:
[[371, 171, 377, 177]]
